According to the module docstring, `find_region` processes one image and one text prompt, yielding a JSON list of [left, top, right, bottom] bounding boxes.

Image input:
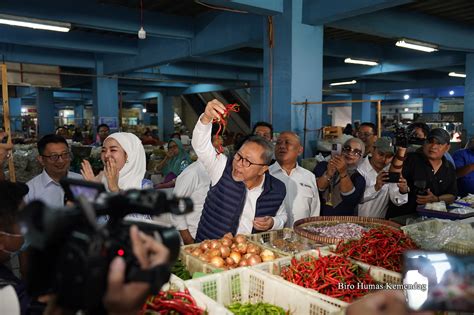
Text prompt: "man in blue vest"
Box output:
[[192, 99, 287, 242]]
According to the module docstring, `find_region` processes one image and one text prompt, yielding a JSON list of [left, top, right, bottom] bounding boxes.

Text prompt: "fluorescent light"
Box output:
[[0, 14, 70, 32], [142, 108, 147, 113], [404, 94, 410, 100], [448, 72, 466, 78], [344, 58, 378, 66], [329, 80, 357, 86], [449, 90, 455, 95], [404, 108, 409, 112], [395, 39, 438, 52]]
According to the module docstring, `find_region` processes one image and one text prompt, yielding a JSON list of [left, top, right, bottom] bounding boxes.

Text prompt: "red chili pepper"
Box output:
[[212, 103, 240, 154]]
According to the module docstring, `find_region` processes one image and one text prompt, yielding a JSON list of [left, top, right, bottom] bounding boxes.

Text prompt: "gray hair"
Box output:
[[344, 137, 365, 157], [243, 135, 274, 165], [279, 131, 301, 144]]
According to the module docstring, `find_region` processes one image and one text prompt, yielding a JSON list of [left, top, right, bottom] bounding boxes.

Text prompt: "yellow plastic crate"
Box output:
[[185, 267, 340, 315]]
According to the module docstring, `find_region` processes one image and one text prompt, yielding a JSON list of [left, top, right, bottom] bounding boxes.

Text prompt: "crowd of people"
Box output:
[[0, 98, 471, 314]]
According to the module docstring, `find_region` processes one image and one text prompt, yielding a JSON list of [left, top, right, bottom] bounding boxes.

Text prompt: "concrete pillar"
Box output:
[[263, 0, 323, 157], [465, 54, 474, 138], [9, 98, 22, 132], [250, 86, 264, 127], [93, 58, 119, 131], [351, 93, 372, 123], [36, 88, 55, 136], [157, 93, 175, 141], [422, 97, 440, 113]]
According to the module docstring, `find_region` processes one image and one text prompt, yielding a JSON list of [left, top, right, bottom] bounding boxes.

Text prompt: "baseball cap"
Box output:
[[374, 137, 395, 154], [427, 128, 450, 145]]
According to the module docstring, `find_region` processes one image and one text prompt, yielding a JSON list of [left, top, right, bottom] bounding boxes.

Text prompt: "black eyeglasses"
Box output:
[[233, 152, 267, 168], [42, 152, 70, 162], [342, 145, 363, 157], [356, 131, 374, 138]]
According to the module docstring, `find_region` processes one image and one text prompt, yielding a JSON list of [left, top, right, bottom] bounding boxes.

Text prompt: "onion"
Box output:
[[235, 234, 247, 244], [199, 253, 210, 262], [247, 254, 262, 266], [210, 256, 225, 268], [238, 259, 248, 267], [192, 248, 203, 256], [260, 249, 275, 262], [219, 246, 231, 258], [209, 240, 221, 249], [223, 232, 233, 239], [208, 248, 221, 257], [231, 243, 238, 250], [185, 246, 193, 253], [221, 237, 233, 247], [200, 240, 210, 251], [247, 244, 261, 255], [229, 251, 242, 264], [225, 257, 235, 266], [237, 243, 248, 254], [243, 253, 252, 260]]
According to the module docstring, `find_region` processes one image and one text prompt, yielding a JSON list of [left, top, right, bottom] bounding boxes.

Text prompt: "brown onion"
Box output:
[[208, 248, 221, 258], [192, 248, 203, 256], [221, 237, 233, 247], [238, 259, 248, 267], [210, 256, 225, 268], [237, 243, 248, 254], [247, 244, 261, 255], [260, 249, 275, 262], [219, 246, 231, 258], [235, 234, 247, 244], [231, 243, 238, 250], [223, 232, 233, 239], [247, 254, 262, 266], [199, 253, 210, 262], [200, 240, 210, 251], [209, 240, 221, 249], [185, 246, 193, 253], [243, 253, 252, 260], [225, 257, 235, 266], [229, 251, 241, 264]]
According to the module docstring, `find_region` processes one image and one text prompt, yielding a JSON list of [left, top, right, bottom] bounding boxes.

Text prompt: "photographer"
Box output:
[[386, 128, 457, 218]]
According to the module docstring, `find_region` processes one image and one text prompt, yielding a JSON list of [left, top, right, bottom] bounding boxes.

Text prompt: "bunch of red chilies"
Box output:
[[334, 227, 418, 272], [213, 103, 240, 154], [140, 289, 205, 315], [280, 254, 375, 303]]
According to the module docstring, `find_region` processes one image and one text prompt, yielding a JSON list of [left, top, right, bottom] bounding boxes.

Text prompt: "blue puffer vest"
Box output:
[[195, 158, 286, 242]]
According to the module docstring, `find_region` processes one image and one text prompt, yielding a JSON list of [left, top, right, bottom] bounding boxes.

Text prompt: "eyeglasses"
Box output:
[[356, 131, 374, 137], [234, 152, 267, 168], [342, 145, 363, 157], [42, 152, 70, 161]]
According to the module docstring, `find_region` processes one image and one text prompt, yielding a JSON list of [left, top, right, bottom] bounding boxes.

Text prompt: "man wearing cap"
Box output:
[[357, 137, 409, 218], [386, 128, 457, 218]]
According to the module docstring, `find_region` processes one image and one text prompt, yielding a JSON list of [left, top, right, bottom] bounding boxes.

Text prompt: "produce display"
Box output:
[[184, 233, 276, 269], [227, 302, 286, 315], [171, 259, 191, 280], [141, 289, 205, 315], [281, 254, 376, 303], [302, 223, 367, 239], [334, 227, 418, 272]]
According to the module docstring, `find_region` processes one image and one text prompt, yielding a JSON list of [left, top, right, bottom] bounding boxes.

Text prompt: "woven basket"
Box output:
[[293, 216, 401, 244]]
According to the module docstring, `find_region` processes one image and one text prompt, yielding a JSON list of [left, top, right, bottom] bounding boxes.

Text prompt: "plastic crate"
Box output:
[[185, 267, 340, 315], [253, 249, 402, 309], [247, 228, 323, 255], [401, 219, 474, 255], [180, 240, 288, 275], [157, 275, 231, 314]]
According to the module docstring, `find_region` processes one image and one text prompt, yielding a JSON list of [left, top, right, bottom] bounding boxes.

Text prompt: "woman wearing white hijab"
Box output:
[[81, 132, 149, 191]]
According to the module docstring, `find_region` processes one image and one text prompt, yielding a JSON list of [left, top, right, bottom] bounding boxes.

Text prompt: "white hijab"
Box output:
[[102, 132, 146, 191]]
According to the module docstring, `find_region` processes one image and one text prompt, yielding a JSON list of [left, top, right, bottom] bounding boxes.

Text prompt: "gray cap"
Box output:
[[427, 128, 450, 145], [374, 137, 395, 154]]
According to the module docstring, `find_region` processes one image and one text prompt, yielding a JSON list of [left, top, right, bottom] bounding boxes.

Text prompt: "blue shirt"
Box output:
[[452, 148, 474, 196]]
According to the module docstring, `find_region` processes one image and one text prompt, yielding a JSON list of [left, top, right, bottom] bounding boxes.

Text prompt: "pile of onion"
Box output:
[[186, 233, 276, 269]]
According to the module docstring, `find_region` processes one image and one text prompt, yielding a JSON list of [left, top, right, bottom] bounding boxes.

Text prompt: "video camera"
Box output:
[[394, 122, 429, 147], [21, 178, 192, 313]]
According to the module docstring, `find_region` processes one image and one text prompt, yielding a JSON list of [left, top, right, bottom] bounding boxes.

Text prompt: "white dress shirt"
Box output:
[[170, 160, 210, 238], [357, 157, 408, 218], [191, 115, 286, 234], [269, 162, 320, 227], [25, 170, 83, 207]]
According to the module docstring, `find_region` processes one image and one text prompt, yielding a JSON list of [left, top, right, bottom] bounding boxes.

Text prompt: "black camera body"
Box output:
[[22, 180, 192, 313], [394, 127, 426, 147]]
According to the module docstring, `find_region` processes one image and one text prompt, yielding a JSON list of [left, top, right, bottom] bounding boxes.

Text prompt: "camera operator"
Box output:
[[386, 128, 457, 219], [41, 225, 169, 315]]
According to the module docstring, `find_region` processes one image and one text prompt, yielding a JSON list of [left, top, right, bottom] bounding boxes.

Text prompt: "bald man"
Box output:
[[269, 132, 320, 227]]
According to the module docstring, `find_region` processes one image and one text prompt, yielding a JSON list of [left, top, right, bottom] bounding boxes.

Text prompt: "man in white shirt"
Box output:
[[25, 134, 82, 207], [192, 100, 287, 241], [269, 132, 320, 227], [357, 137, 409, 218]]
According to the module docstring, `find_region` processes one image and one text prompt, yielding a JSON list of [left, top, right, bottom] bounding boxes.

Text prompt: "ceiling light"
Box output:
[[142, 108, 147, 113], [395, 39, 438, 53], [404, 108, 409, 112], [404, 94, 410, 100], [0, 14, 70, 32], [449, 90, 455, 95], [344, 58, 378, 66], [448, 72, 466, 78], [329, 80, 357, 86]]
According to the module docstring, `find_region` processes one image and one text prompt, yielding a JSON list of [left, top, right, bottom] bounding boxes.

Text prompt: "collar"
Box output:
[[270, 161, 300, 175], [414, 151, 447, 169], [40, 169, 61, 187]]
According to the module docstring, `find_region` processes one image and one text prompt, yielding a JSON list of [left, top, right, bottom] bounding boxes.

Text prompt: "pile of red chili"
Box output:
[[141, 289, 205, 314], [334, 227, 418, 272], [212, 103, 240, 154], [280, 254, 375, 303]]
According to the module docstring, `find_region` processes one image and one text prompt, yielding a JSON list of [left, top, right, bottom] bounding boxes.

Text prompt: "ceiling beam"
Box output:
[[363, 77, 465, 93], [329, 8, 474, 51], [0, 0, 194, 38], [303, 0, 413, 25], [199, 0, 283, 16], [189, 51, 263, 69]]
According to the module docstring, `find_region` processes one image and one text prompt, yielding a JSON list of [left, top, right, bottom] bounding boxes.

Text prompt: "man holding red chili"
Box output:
[[192, 99, 287, 242]]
